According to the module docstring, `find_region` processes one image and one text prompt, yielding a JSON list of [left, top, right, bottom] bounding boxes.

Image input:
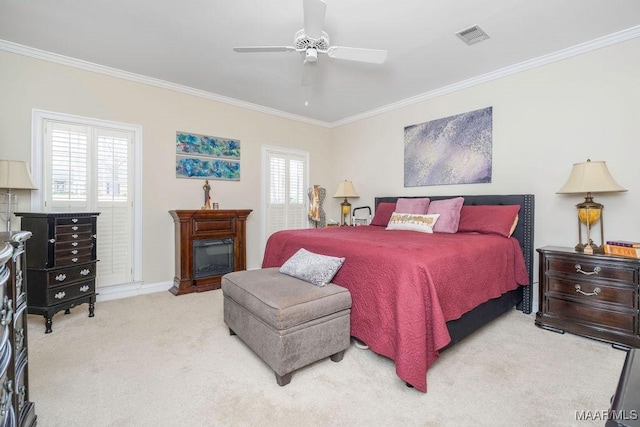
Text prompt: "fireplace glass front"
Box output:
[[193, 238, 234, 279]]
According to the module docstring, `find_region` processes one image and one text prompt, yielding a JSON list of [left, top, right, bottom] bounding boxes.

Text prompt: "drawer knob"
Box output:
[[55, 273, 67, 282], [575, 264, 601, 275], [71, 257, 78, 263], [72, 218, 78, 223], [575, 284, 601, 297], [71, 250, 78, 255], [49, 238, 56, 244], [79, 285, 90, 292], [54, 291, 66, 299], [72, 234, 78, 239], [80, 269, 90, 276], [72, 226, 78, 231], [72, 242, 78, 247]]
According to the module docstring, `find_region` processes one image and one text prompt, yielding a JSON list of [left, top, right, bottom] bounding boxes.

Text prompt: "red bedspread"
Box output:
[[262, 226, 529, 392]]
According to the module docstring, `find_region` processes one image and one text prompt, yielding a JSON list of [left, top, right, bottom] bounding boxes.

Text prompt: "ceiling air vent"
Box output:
[[455, 25, 490, 45]]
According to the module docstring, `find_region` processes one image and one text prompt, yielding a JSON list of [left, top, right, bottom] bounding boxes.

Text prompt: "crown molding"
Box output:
[[0, 39, 331, 128], [331, 25, 640, 127], [2, 24, 639, 130]]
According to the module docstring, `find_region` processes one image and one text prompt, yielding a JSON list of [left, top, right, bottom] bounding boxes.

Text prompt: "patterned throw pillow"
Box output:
[[279, 248, 345, 287], [386, 213, 440, 233]]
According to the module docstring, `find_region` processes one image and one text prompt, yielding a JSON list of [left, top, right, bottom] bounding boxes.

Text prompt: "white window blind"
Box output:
[[45, 120, 133, 288], [265, 149, 308, 239]]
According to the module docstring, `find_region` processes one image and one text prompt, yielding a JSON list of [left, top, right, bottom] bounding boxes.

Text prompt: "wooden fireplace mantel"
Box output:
[[169, 209, 252, 295]]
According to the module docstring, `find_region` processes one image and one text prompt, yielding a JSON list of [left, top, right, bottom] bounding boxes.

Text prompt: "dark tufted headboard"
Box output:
[[375, 194, 535, 313]]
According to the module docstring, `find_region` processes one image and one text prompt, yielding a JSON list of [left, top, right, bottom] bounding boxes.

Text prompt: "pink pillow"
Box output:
[[458, 205, 521, 237], [395, 198, 430, 214], [371, 202, 396, 227], [426, 197, 464, 233]]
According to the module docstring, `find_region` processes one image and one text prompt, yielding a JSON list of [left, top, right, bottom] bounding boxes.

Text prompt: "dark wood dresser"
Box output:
[[169, 209, 251, 295], [536, 246, 640, 348], [15, 212, 99, 334], [1, 231, 37, 426]]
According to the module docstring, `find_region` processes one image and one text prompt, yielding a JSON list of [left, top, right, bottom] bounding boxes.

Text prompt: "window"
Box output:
[[33, 111, 142, 290], [263, 146, 309, 248]]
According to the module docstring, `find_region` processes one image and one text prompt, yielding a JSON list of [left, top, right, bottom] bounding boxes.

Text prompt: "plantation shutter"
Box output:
[[265, 149, 307, 239], [95, 129, 132, 287], [44, 120, 133, 288]]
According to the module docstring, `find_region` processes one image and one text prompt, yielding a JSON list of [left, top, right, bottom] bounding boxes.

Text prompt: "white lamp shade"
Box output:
[[333, 180, 359, 198], [0, 160, 37, 190], [557, 160, 626, 194]]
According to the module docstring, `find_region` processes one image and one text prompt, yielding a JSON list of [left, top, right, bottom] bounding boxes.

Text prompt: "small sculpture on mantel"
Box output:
[[202, 180, 212, 210]]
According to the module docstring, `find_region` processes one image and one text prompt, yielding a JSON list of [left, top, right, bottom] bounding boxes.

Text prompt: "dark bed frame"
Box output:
[[374, 194, 535, 350]]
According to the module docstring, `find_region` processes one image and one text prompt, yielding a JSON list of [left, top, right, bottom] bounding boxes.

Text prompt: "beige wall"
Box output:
[[1, 36, 639, 294], [330, 37, 640, 288], [0, 51, 333, 287]]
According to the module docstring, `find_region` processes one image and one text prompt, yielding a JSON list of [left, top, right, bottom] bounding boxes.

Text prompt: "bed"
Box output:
[[262, 194, 534, 392]]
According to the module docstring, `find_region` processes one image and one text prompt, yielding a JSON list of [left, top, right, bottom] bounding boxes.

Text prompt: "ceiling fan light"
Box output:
[[305, 48, 318, 63]]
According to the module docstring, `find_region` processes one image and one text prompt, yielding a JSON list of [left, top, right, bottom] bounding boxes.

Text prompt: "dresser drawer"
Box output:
[[547, 277, 638, 309], [547, 257, 636, 283], [54, 253, 94, 267], [47, 263, 97, 287], [54, 230, 93, 243], [547, 297, 637, 334], [55, 216, 94, 227], [47, 280, 95, 305], [55, 240, 93, 254]]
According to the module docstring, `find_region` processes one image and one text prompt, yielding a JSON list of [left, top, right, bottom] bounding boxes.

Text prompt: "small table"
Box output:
[[608, 349, 640, 426]]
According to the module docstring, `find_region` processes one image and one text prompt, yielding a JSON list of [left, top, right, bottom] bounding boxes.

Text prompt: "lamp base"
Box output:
[[340, 198, 351, 226], [0, 191, 18, 232]]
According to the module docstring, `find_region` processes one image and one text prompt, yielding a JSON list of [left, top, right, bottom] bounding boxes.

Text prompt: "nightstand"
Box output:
[[536, 246, 640, 348]]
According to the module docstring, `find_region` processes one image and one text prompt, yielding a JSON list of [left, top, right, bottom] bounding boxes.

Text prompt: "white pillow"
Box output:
[[279, 248, 345, 287], [386, 213, 440, 233]]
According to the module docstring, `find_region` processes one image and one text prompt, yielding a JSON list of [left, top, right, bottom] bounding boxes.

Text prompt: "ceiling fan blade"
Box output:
[[303, 0, 327, 40], [325, 46, 388, 64], [301, 61, 318, 87], [233, 46, 297, 53]]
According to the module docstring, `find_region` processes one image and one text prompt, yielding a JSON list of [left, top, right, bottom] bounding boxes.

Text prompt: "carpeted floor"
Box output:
[[26, 289, 626, 426]]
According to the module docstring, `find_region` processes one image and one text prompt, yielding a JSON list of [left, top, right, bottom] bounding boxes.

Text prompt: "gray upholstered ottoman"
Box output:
[[222, 268, 352, 386]]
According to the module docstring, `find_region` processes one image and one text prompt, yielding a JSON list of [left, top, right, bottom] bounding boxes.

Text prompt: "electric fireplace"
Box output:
[[169, 209, 252, 295], [193, 238, 234, 279]]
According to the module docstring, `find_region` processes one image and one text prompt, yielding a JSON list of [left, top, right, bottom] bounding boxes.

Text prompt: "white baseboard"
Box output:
[[96, 280, 172, 302]]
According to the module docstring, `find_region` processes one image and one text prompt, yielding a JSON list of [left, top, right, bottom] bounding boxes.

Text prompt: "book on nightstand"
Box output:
[[606, 240, 640, 248], [605, 244, 640, 259]]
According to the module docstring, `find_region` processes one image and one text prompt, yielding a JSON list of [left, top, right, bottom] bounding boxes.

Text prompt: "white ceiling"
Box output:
[[1, 1, 639, 125]]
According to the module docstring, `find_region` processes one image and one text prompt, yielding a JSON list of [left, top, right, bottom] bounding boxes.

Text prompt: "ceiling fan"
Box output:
[[233, 0, 387, 86]]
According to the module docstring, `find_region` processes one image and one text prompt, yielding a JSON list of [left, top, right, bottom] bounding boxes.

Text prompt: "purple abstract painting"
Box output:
[[404, 107, 492, 187]]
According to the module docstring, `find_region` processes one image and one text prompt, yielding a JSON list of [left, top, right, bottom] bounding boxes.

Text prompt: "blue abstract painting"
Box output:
[[404, 107, 492, 187], [176, 131, 241, 180], [176, 132, 240, 159], [176, 157, 240, 181]]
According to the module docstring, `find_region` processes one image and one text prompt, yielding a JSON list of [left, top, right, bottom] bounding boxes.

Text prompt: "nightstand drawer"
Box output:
[[547, 277, 637, 309], [547, 297, 636, 334], [547, 258, 636, 283]]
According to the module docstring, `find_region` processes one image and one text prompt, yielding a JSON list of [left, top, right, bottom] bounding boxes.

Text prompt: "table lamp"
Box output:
[[0, 160, 37, 231], [333, 180, 359, 226], [557, 159, 626, 254]]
